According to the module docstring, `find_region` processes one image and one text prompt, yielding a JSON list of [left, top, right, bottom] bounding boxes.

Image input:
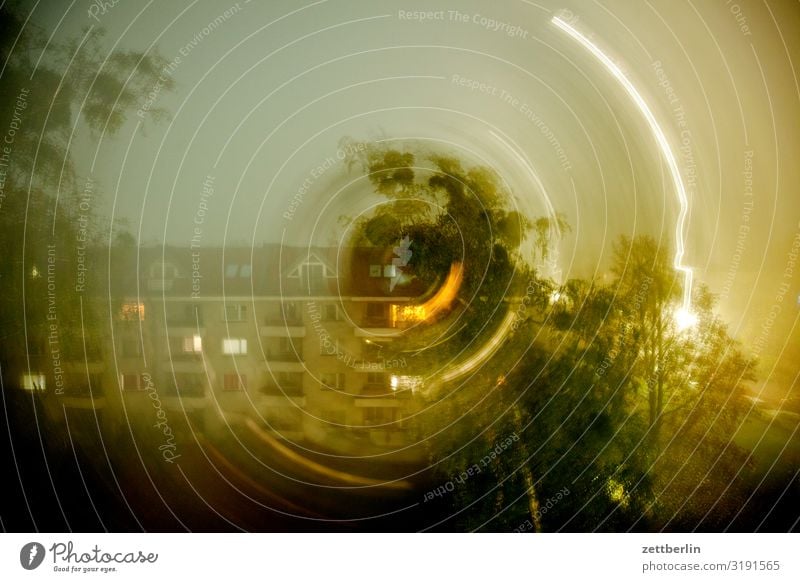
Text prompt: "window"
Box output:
[[320, 337, 338, 356], [366, 302, 386, 318], [323, 304, 340, 321], [121, 373, 145, 391], [181, 334, 202, 353], [362, 340, 386, 359], [120, 301, 145, 321], [367, 372, 386, 386], [173, 374, 205, 397], [282, 301, 302, 323], [167, 303, 202, 325], [148, 262, 178, 291], [363, 407, 398, 424], [222, 338, 247, 355], [223, 373, 246, 391], [225, 264, 252, 278], [278, 371, 303, 388], [320, 372, 346, 389], [21, 374, 46, 391], [120, 336, 141, 357], [223, 304, 247, 322]]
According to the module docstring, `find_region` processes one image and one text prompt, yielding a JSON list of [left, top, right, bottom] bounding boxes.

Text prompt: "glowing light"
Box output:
[[674, 307, 698, 331], [390, 375, 399, 390], [392, 262, 463, 323], [552, 16, 694, 312], [550, 291, 562, 304], [606, 478, 629, 507]]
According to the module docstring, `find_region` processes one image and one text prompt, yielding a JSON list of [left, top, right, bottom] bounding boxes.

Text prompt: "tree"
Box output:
[[1, 5, 171, 388]]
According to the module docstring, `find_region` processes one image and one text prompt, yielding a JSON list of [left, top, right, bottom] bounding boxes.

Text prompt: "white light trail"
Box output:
[[552, 15, 694, 312]]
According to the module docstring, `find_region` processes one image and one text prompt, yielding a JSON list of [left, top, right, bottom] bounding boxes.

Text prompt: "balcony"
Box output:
[[354, 381, 413, 405], [260, 316, 306, 338], [355, 317, 401, 338], [264, 350, 304, 373], [259, 382, 306, 407], [266, 349, 303, 362]]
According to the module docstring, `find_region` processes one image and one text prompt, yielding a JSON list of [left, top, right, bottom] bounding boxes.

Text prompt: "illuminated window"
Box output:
[[223, 373, 246, 391], [222, 338, 247, 355], [239, 264, 252, 277], [182, 335, 203, 353], [120, 301, 145, 321], [223, 304, 247, 322], [121, 373, 145, 391], [21, 374, 46, 391]]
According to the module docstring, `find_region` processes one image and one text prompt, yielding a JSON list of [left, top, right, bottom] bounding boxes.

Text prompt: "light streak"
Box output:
[[552, 15, 694, 312]]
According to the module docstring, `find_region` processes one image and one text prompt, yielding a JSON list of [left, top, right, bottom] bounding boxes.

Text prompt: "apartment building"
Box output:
[[110, 244, 427, 457]]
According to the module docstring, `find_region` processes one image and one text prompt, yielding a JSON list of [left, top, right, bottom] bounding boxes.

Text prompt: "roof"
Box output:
[[134, 244, 428, 299]]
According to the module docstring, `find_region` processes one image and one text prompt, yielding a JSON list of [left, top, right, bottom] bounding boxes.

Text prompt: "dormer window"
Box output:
[[148, 261, 179, 291]]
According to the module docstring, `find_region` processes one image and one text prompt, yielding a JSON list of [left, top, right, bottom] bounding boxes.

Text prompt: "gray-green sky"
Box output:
[[18, 0, 800, 371]]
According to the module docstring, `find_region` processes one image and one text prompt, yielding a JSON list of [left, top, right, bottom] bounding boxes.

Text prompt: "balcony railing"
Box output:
[[260, 383, 304, 397], [264, 315, 303, 326], [266, 350, 304, 362]]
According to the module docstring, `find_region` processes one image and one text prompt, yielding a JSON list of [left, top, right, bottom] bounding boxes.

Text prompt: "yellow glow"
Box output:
[[553, 16, 694, 313], [392, 262, 463, 323], [674, 307, 698, 331], [606, 478, 629, 507]]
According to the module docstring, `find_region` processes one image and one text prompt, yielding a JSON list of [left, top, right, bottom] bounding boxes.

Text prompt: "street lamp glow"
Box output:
[[552, 15, 694, 313], [674, 307, 698, 331]]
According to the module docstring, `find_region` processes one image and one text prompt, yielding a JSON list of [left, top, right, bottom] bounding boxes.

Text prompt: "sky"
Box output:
[[19, 0, 800, 381]]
